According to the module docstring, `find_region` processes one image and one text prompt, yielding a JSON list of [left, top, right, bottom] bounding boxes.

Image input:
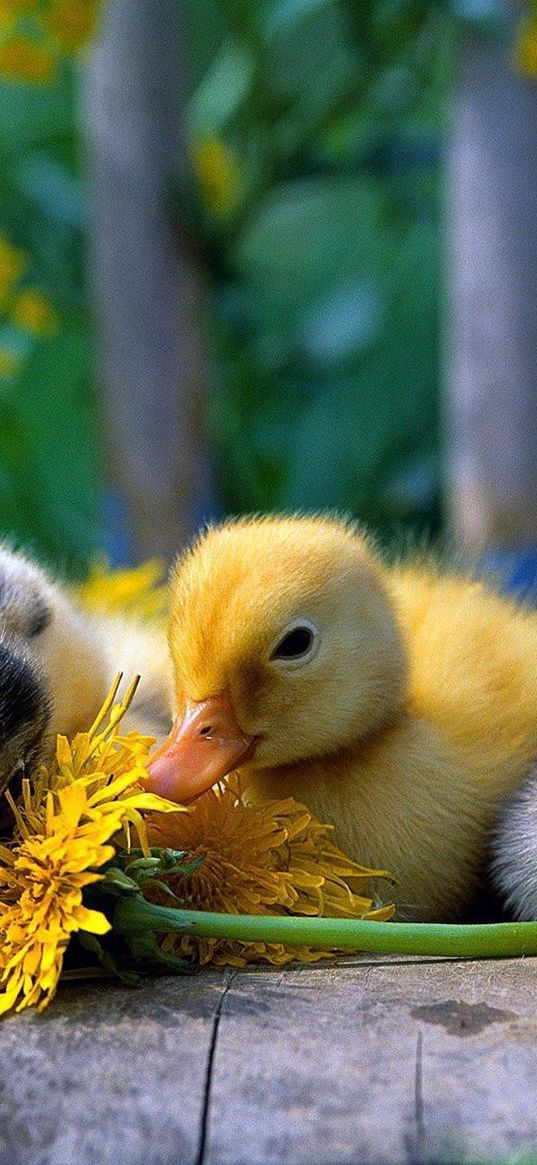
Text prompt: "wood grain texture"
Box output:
[[206, 957, 537, 1165], [1, 957, 537, 1165], [0, 971, 230, 1165]]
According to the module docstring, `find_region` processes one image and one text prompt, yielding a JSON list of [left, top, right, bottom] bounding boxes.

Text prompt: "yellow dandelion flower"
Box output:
[[11, 289, 57, 335], [75, 559, 167, 622], [147, 783, 394, 967], [23, 674, 184, 849], [0, 36, 56, 83], [191, 136, 244, 218], [43, 0, 99, 53], [0, 785, 121, 1014], [0, 676, 184, 1014]]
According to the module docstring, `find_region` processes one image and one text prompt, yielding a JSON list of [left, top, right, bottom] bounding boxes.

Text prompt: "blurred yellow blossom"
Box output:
[[11, 290, 57, 335], [0, 0, 33, 29], [191, 136, 244, 218], [0, 232, 57, 370], [0, 232, 27, 310], [0, 0, 34, 11], [0, 0, 100, 83], [514, 6, 537, 78], [0, 36, 55, 83], [76, 559, 168, 622], [43, 0, 99, 53]]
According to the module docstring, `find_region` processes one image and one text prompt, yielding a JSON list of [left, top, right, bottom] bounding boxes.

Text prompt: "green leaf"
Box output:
[[452, 0, 508, 34], [299, 279, 383, 365], [262, 0, 341, 40], [0, 65, 75, 156], [16, 152, 84, 229], [188, 38, 255, 134], [235, 177, 382, 295], [0, 311, 100, 575], [281, 376, 392, 511]]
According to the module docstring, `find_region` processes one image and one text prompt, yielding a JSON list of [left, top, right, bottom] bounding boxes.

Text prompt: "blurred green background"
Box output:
[[0, 0, 526, 576]]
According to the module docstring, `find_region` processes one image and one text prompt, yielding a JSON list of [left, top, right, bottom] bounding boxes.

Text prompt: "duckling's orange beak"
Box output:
[[145, 691, 255, 803]]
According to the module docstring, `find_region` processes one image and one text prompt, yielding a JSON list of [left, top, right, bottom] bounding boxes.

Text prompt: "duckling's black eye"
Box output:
[[272, 626, 314, 660]]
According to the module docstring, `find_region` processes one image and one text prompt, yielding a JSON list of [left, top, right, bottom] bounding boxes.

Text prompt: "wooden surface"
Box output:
[[0, 955, 537, 1164]]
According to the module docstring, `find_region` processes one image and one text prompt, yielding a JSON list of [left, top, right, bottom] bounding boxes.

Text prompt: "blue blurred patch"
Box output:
[[101, 490, 134, 568], [480, 548, 537, 605], [101, 489, 221, 567]]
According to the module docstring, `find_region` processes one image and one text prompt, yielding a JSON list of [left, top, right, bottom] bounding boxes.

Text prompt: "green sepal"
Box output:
[[121, 929, 189, 971], [76, 930, 143, 986], [96, 848, 204, 905], [98, 867, 142, 898], [115, 847, 204, 883]]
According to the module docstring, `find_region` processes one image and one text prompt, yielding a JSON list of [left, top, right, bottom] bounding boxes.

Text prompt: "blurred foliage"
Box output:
[[0, 0, 100, 576], [182, 0, 453, 539], [0, 0, 525, 571]]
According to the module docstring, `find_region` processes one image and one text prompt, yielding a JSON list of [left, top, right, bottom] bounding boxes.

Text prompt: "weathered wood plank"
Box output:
[[1, 957, 537, 1165], [205, 956, 537, 1164], [0, 971, 229, 1165]]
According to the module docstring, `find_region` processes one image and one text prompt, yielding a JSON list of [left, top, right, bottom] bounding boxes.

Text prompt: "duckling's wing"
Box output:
[[388, 564, 537, 783]]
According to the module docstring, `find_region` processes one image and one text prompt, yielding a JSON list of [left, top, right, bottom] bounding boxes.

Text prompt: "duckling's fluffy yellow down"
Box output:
[[151, 514, 537, 922]]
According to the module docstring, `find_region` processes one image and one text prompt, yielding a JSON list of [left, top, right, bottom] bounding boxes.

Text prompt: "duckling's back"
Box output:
[[388, 564, 537, 792]]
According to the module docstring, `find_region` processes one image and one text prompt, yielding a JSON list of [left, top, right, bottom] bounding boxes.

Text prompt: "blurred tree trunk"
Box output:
[[84, 0, 216, 563], [446, 14, 537, 548]]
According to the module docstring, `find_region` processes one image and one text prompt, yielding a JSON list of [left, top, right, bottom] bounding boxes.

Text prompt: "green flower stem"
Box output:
[[113, 898, 537, 959]]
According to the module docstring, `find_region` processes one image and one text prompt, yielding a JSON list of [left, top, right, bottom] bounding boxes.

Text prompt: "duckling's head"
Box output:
[[148, 515, 407, 801]]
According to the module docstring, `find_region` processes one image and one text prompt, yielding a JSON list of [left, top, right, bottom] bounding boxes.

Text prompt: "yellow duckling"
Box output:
[[147, 513, 537, 922]]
